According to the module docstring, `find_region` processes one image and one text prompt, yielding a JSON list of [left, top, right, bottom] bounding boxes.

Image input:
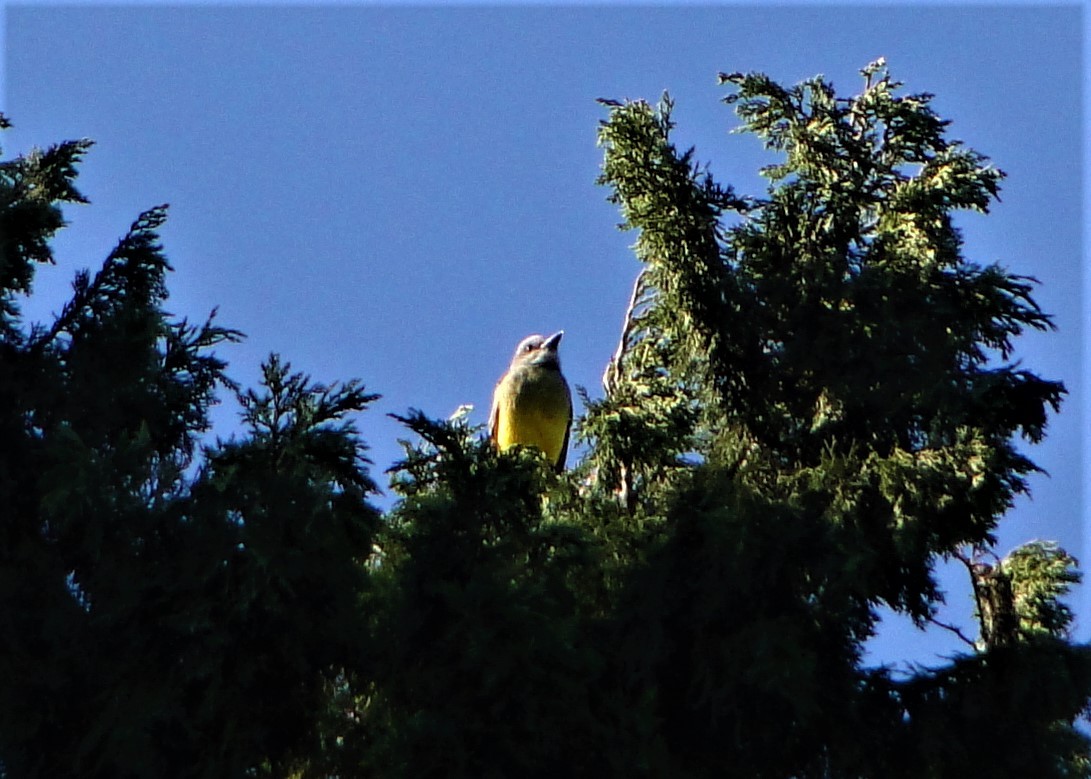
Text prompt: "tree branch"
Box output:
[[603, 268, 650, 394], [926, 615, 978, 650]]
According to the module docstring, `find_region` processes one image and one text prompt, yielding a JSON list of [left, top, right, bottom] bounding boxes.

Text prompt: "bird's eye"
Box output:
[[522, 343, 535, 353]]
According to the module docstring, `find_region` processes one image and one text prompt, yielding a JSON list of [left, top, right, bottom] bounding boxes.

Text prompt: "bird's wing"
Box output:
[[555, 381, 573, 473], [488, 377, 502, 447]]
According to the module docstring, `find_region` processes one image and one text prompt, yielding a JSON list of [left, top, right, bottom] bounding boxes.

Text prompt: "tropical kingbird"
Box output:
[[489, 331, 572, 472]]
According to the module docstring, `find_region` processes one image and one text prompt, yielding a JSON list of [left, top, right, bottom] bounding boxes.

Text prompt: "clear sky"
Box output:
[[3, 3, 1085, 668]]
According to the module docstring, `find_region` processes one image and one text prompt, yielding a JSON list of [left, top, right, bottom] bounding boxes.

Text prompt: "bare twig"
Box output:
[[926, 615, 978, 650], [603, 268, 650, 394]]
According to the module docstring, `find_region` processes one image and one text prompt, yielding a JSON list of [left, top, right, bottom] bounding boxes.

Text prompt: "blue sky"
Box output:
[[3, 3, 1085, 667]]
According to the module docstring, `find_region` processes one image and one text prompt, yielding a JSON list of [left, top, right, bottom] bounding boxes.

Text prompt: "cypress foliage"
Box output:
[[1, 60, 1088, 778], [578, 59, 1087, 777], [0, 116, 380, 777]]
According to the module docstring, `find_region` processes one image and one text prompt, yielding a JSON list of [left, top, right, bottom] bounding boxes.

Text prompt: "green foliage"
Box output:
[[591, 60, 1067, 627], [1006, 542, 1082, 640], [0, 115, 91, 331], [893, 641, 1091, 778], [2, 60, 1089, 778], [367, 413, 603, 777], [0, 116, 380, 776], [970, 540, 1083, 649], [175, 357, 380, 777], [583, 58, 1087, 776], [593, 466, 878, 776]]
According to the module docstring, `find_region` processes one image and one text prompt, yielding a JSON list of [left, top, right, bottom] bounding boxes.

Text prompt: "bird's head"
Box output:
[[511, 330, 564, 369]]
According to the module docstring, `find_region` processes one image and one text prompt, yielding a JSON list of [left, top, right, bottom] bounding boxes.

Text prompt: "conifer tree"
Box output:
[[364, 414, 603, 777], [0, 117, 381, 777], [573, 59, 1090, 777]]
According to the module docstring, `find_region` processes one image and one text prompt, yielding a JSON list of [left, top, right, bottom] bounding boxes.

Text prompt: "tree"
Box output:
[[0, 121, 380, 777], [1, 59, 1088, 778], [363, 413, 604, 777], [577, 58, 1089, 777]]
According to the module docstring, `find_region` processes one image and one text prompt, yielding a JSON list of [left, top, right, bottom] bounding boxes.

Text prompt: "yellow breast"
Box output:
[[493, 364, 571, 467]]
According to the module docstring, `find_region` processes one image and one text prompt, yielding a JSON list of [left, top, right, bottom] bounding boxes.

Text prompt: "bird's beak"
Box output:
[[543, 330, 564, 351]]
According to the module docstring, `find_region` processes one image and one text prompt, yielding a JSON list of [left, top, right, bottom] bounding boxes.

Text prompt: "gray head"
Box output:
[[510, 330, 564, 370]]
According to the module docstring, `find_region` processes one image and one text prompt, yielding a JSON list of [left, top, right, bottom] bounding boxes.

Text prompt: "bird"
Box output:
[[489, 331, 573, 473]]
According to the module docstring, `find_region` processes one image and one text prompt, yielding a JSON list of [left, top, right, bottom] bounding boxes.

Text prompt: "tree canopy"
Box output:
[[1, 61, 1088, 778]]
